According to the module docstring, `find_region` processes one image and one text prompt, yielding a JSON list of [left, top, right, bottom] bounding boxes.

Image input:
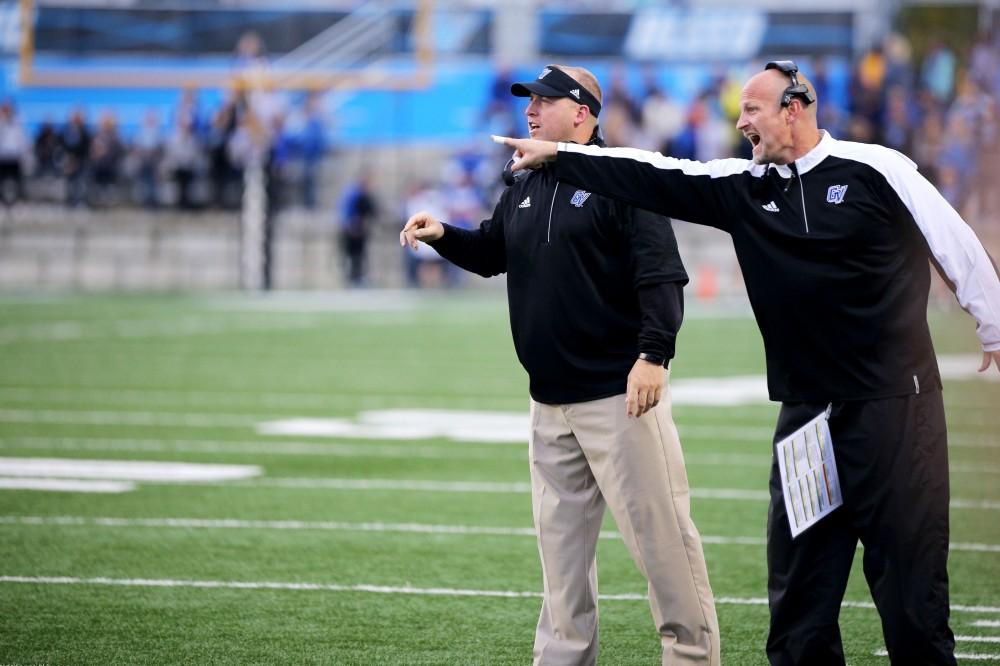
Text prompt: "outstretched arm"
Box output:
[[493, 135, 749, 229]]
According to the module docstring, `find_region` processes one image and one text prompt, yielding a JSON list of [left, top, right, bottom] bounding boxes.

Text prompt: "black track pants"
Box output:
[[765, 391, 956, 666]]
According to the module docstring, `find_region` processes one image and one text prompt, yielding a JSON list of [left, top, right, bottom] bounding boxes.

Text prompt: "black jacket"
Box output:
[[430, 144, 688, 405], [553, 131, 1000, 402]]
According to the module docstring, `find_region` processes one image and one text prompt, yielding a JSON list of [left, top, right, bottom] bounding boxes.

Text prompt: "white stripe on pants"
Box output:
[[529, 382, 719, 665]]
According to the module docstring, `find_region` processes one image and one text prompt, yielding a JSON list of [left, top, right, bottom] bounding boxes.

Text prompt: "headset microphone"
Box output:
[[502, 157, 517, 186]]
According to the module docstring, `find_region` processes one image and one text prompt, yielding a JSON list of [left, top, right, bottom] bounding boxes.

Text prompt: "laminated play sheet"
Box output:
[[776, 406, 843, 538]]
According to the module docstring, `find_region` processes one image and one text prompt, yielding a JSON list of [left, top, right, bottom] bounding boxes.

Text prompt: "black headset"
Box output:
[[765, 60, 816, 108]]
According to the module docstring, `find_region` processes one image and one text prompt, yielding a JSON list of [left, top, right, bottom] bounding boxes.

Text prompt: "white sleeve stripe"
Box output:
[[559, 142, 765, 179], [832, 142, 1000, 349]]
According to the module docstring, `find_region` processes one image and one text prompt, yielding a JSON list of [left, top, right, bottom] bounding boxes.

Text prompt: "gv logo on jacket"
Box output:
[[826, 185, 849, 204], [570, 190, 592, 208]]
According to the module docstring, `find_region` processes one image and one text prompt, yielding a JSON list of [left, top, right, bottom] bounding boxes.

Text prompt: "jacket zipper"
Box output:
[[546, 182, 559, 243], [785, 163, 809, 234], [797, 170, 810, 233]]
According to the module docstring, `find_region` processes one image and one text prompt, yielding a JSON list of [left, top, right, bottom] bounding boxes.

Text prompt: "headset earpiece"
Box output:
[[765, 60, 816, 108]]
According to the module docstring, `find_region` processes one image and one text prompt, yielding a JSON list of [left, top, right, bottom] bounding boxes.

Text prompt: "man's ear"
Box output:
[[574, 105, 591, 128], [785, 98, 804, 124]]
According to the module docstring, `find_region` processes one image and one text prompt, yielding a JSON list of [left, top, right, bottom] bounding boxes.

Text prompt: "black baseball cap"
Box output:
[[510, 65, 601, 118]]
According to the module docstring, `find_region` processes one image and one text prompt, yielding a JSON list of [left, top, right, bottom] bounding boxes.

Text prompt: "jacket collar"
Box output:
[[771, 130, 832, 178]]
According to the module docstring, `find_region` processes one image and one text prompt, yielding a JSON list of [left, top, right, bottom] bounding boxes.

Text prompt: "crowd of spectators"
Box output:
[[0, 87, 326, 212], [399, 32, 1000, 290], [0, 29, 996, 241], [487, 32, 1000, 230]]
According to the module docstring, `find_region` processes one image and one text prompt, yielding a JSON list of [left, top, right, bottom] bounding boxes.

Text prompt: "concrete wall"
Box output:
[[1, 199, 983, 319], [0, 206, 244, 291], [0, 203, 503, 291]]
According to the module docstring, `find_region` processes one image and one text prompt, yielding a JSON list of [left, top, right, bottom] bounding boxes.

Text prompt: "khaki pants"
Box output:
[[529, 380, 719, 666]]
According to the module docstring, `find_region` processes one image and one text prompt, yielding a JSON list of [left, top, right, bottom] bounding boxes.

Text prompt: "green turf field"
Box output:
[[0, 292, 997, 665]]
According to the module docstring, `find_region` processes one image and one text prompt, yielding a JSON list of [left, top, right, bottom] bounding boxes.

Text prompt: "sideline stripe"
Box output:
[[0, 316, 319, 345], [4, 438, 999, 475], [1, 576, 998, 614], [226, 477, 1000, 512], [0, 515, 767, 545], [239, 478, 774, 500], [951, 499, 1000, 511], [0, 479, 134, 493], [0, 387, 530, 411], [250, 477, 534, 493], [0, 457, 261, 482], [0, 409, 255, 428], [953, 463, 1000, 475], [4, 515, 997, 553], [2, 460, 994, 512], [0, 437, 523, 461], [874, 649, 1000, 661], [0, 436, 770, 467], [0, 408, 993, 447], [15, 385, 994, 418]]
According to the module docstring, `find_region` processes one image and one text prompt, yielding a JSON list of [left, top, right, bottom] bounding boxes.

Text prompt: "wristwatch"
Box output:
[[638, 352, 667, 367]]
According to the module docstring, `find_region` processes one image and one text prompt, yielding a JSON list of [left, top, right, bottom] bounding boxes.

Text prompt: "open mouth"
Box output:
[[747, 133, 761, 148], [528, 123, 540, 132]]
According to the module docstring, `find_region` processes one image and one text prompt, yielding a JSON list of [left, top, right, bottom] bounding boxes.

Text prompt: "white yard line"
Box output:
[[875, 649, 1000, 661], [972, 621, 1000, 628], [248, 477, 535, 493], [3, 515, 998, 553], [0, 458, 260, 482], [0, 453, 994, 510], [0, 409, 255, 428], [0, 387, 528, 411], [0, 436, 772, 467], [5, 438, 1000, 475], [951, 500, 1000, 511], [0, 437, 524, 461], [227, 477, 1000, 513], [1, 575, 998, 617], [0, 407, 993, 448], [0, 515, 765, 544], [951, 438, 1000, 450], [0, 479, 134, 493], [237, 477, 774, 500], [956, 637, 1000, 644], [0, 316, 319, 345], [953, 463, 1000, 475], [951, 543, 1000, 554]]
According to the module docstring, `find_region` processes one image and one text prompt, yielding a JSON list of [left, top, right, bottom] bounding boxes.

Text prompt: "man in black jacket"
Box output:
[[496, 61, 1000, 666], [401, 65, 719, 666]]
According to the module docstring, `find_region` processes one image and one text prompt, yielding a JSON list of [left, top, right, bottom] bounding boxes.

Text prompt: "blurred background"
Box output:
[[0, 0, 996, 295], [2, 5, 999, 663]]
